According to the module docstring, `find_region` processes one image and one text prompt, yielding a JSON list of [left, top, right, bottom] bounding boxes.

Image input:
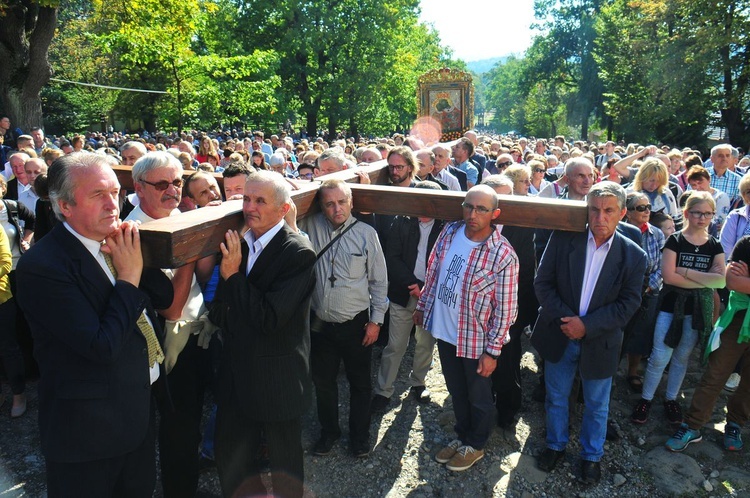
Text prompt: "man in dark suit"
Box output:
[[209, 170, 316, 498], [16, 152, 172, 497], [532, 181, 646, 485]]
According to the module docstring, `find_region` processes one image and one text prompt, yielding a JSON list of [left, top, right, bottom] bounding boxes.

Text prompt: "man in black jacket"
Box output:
[[209, 170, 316, 498], [371, 181, 444, 411]]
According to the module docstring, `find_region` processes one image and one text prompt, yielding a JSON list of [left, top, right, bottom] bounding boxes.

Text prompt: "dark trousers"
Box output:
[[216, 400, 303, 498], [310, 309, 371, 446], [437, 340, 494, 449], [46, 401, 156, 498], [0, 297, 24, 394], [158, 334, 210, 498], [492, 324, 523, 425], [685, 313, 750, 429]]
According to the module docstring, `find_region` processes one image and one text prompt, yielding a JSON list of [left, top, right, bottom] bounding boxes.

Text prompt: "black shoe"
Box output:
[[606, 419, 621, 441], [410, 386, 431, 404], [663, 399, 683, 425], [631, 398, 651, 424], [537, 448, 565, 472], [351, 441, 370, 458], [313, 435, 339, 456], [370, 394, 390, 413], [579, 460, 601, 485]]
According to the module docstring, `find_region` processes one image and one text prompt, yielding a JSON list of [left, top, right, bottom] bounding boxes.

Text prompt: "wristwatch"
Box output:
[[484, 350, 499, 360], [369, 321, 382, 327]]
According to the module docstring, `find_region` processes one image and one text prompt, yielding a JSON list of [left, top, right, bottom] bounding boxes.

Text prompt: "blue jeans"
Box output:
[[544, 340, 612, 462], [642, 312, 697, 402]]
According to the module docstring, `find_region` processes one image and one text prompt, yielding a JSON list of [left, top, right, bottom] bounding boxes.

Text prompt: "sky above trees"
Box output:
[[419, 0, 537, 61]]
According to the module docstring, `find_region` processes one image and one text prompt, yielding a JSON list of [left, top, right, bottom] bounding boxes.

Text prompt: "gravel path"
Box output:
[[2, 333, 749, 497]]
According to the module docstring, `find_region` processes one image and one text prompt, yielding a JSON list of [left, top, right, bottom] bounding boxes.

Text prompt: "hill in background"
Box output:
[[466, 56, 508, 74]]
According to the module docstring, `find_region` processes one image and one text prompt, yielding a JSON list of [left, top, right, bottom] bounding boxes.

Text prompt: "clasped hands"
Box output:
[[101, 220, 143, 286]]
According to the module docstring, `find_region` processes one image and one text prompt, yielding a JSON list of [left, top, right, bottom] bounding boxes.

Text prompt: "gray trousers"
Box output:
[[374, 296, 436, 398]]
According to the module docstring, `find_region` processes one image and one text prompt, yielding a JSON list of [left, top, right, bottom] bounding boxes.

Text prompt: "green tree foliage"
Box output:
[[525, 0, 606, 139], [594, 0, 716, 146], [0, 0, 59, 130], [484, 56, 528, 134], [230, 0, 456, 136]]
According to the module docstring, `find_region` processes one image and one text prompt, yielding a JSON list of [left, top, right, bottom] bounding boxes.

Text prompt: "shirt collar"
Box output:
[[587, 228, 616, 250], [243, 218, 285, 251], [63, 221, 104, 260]]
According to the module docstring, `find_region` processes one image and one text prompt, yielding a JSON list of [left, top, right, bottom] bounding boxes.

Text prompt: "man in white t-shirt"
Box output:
[[414, 185, 519, 472]]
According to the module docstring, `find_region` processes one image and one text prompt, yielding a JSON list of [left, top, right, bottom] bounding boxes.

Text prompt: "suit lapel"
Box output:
[[52, 224, 112, 310]]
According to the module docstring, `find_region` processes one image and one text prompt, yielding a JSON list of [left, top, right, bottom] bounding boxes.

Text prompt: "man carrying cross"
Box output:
[[302, 178, 388, 459]]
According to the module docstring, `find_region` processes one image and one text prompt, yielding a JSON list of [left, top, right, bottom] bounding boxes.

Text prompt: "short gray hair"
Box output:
[[318, 148, 346, 168], [246, 169, 291, 206], [319, 178, 352, 201], [588, 181, 626, 210], [49, 152, 116, 221], [120, 140, 147, 157], [483, 174, 514, 193], [565, 157, 594, 177], [132, 151, 183, 183]]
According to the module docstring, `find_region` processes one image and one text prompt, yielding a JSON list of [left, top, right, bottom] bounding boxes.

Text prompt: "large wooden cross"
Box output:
[[112, 160, 587, 268]]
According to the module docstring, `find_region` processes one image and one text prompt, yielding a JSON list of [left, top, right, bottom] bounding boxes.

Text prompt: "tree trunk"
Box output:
[[581, 114, 589, 141], [0, 5, 58, 131]]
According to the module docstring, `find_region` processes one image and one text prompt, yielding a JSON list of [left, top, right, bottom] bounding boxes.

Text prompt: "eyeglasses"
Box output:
[[533, 168, 546, 174], [688, 211, 715, 219], [298, 172, 314, 179], [628, 204, 651, 212], [140, 178, 183, 191], [388, 164, 407, 171], [461, 202, 492, 214], [497, 161, 513, 168]]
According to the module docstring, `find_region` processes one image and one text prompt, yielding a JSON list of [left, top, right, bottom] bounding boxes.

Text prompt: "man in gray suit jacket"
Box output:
[[532, 182, 646, 485]]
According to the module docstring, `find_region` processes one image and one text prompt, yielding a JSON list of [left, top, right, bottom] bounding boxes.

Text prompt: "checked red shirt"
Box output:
[[416, 221, 519, 359]]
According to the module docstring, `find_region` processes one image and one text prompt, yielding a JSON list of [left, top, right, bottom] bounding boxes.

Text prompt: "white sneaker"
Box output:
[[724, 373, 741, 393]]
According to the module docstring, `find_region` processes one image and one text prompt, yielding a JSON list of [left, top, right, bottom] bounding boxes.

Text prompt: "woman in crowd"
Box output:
[[0, 176, 34, 418], [251, 151, 269, 170], [631, 191, 725, 425], [0, 225, 23, 417], [629, 157, 683, 230], [682, 166, 730, 237], [502, 164, 531, 196], [622, 192, 665, 392], [527, 159, 549, 195], [195, 136, 217, 164]]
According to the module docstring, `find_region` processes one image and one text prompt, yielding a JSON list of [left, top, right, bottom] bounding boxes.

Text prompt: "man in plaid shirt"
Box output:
[[414, 185, 519, 472]]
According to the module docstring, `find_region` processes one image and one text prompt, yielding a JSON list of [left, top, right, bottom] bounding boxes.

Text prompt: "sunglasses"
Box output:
[[140, 178, 183, 191], [628, 204, 651, 212], [497, 161, 513, 168], [533, 168, 546, 173]]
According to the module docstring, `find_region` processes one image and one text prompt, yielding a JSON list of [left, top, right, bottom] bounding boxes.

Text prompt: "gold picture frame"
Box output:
[[417, 68, 474, 142]]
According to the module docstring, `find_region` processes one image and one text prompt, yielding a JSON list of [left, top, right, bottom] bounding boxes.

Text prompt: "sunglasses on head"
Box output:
[[628, 204, 651, 212], [140, 178, 183, 191]]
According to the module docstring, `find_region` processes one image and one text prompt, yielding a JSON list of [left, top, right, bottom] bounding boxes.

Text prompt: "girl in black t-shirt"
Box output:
[[632, 191, 726, 425]]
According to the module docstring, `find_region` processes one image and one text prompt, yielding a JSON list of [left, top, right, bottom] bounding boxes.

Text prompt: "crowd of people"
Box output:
[[1, 113, 750, 497]]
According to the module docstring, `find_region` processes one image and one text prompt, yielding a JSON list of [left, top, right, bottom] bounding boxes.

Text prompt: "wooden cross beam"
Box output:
[[133, 160, 588, 268]]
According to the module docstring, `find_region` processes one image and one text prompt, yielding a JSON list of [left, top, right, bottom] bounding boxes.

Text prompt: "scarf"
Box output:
[[703, 290, 750, 363]]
